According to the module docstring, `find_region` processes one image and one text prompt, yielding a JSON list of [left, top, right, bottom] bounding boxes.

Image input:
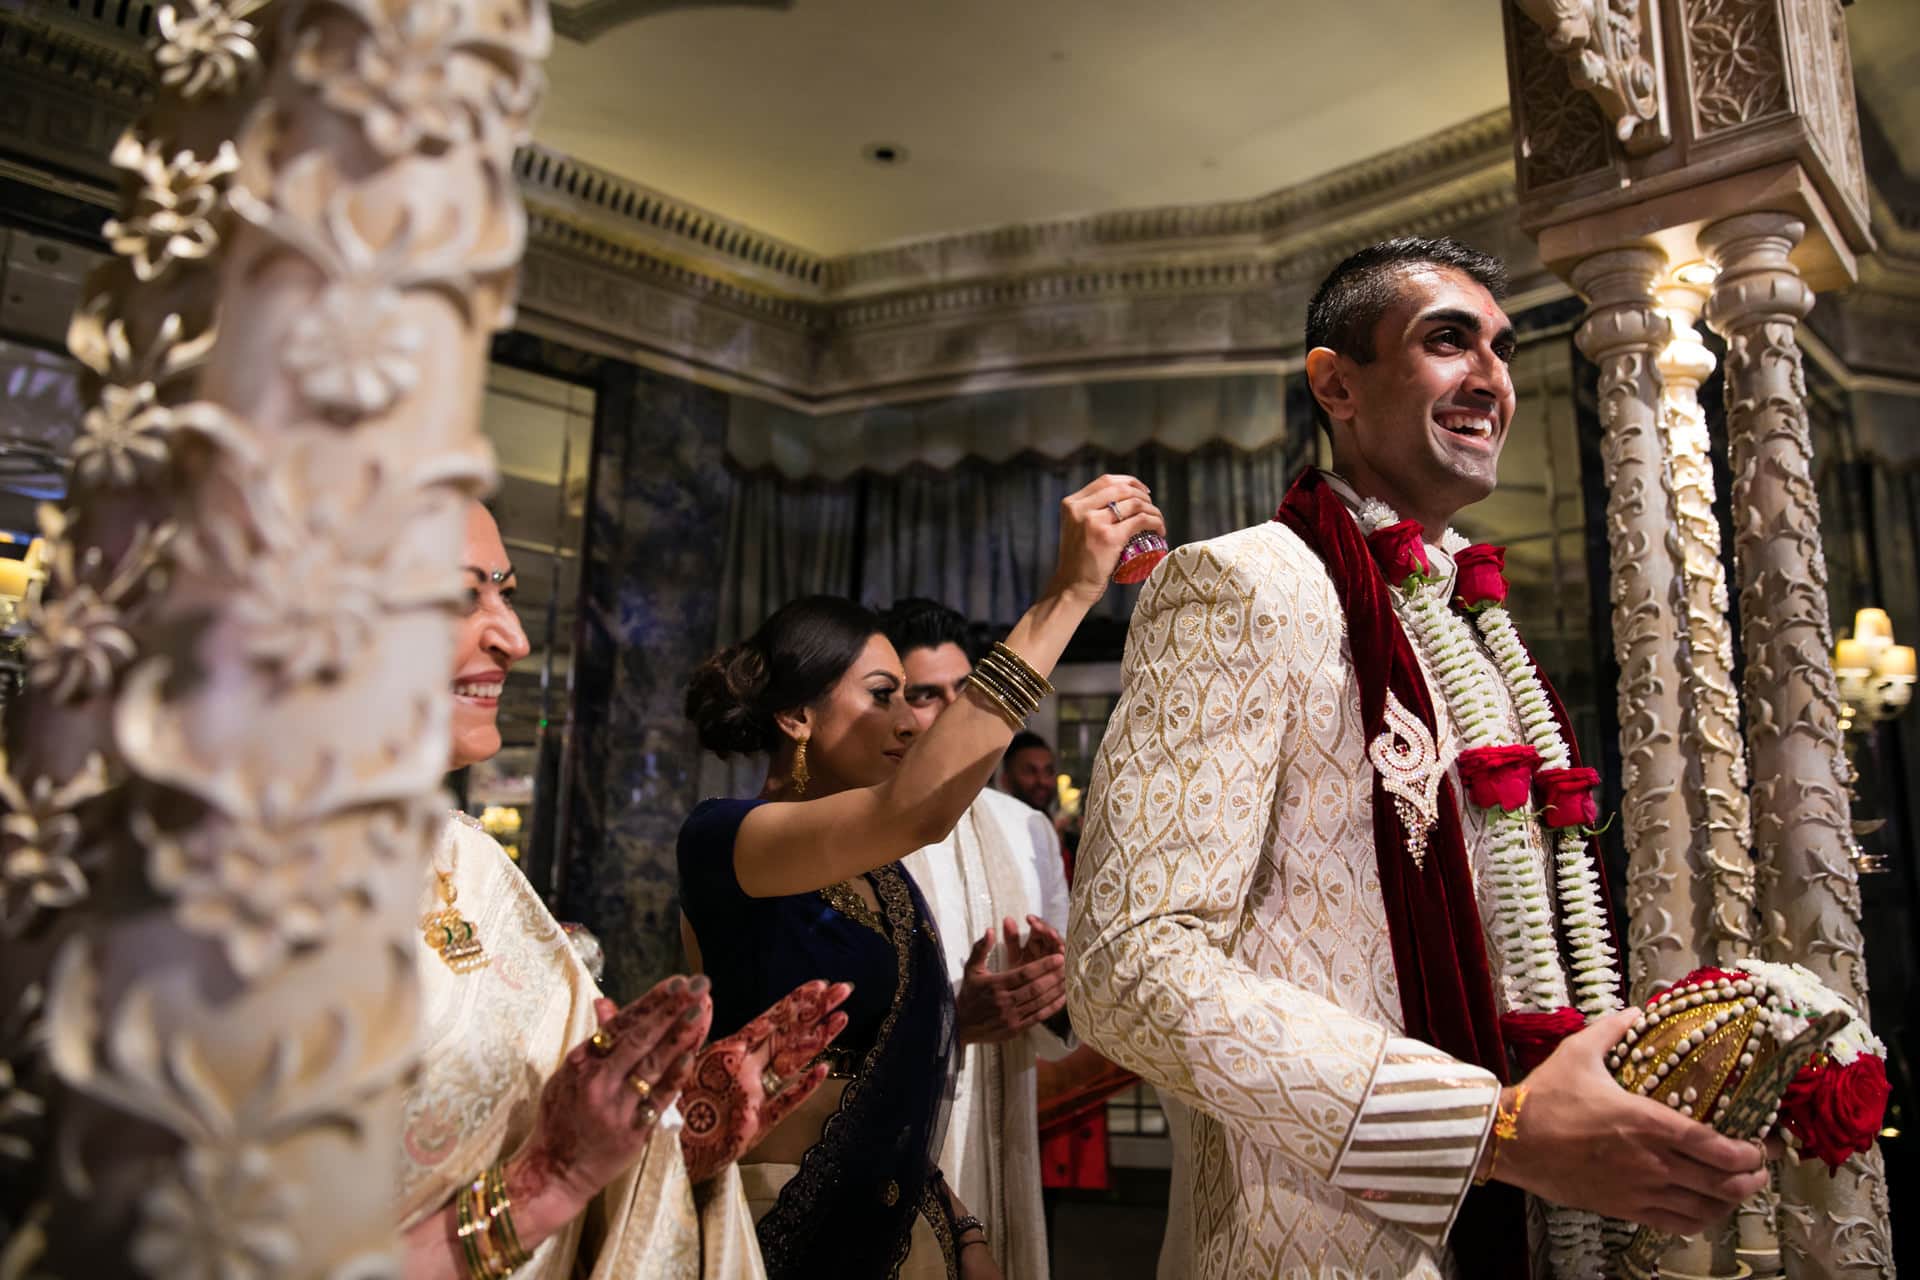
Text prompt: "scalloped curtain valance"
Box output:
[[726, 373, 1290, 479]]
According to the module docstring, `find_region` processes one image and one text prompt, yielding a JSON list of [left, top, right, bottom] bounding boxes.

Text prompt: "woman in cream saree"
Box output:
[[398, 502, 847, 1279]]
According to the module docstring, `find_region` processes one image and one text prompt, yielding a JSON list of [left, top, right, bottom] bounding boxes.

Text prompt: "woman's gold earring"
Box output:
[[791, 737, 809, 798]]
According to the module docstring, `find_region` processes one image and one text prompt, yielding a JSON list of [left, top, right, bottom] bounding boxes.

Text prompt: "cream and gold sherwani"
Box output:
[[1069, 499, 1560, 1280], [402, 813, 763, 1278], [902, 787, 1074, 1280]]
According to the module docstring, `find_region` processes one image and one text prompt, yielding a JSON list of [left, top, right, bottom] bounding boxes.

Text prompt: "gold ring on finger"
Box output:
[[761, 1065, 785, 1097], [628, 1072, 653, 1101], [632, 1102, 658, 1130], [589, 1029, 616, 1056]]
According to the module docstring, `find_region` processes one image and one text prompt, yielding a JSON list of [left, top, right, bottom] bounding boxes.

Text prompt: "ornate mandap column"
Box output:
[[0, 0, 549, 1273], [1655, 271, 1757, 968], [1702, 212, 1892, 1279], [1504, 0, 1889, 1274], [1568, 249, 1700, 1002]]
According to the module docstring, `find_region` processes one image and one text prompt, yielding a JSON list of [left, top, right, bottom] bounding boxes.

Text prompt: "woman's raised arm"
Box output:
[[732, 475, 1163, 899]]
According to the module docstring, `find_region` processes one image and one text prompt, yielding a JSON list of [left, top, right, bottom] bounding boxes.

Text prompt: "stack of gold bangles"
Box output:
[[965, 641, 1054, 729], [456, 1160, 530, 1278]]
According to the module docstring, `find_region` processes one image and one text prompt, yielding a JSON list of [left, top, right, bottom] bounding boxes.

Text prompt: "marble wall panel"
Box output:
[[563, 365, 734, 999]]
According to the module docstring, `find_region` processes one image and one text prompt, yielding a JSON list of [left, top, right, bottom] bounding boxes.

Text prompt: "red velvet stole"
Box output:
[[1276, 467, 1530, 1278]]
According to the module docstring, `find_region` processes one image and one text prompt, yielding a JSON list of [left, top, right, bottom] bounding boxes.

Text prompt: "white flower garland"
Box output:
[[1737, 959, 1884, 1064], [1359, 502, 1619, 1280]]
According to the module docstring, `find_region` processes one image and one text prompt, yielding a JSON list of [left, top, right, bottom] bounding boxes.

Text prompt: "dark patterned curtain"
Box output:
[[714, 440, 1306, 643]]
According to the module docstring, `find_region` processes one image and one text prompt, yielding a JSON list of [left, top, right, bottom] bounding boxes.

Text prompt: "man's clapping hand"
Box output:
[[1492, 1011, 1772, 1236], [955, 915, 1067, 1045]]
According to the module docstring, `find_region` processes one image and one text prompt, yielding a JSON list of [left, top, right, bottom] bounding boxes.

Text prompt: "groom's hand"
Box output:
[[955, 918, 1068, 1045], [1492, 1010, 1771, 1237]]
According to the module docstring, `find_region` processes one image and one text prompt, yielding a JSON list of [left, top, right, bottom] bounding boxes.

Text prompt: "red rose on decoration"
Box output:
[[1535, 766, 1600, 829], [1457, 744, 1542, 811], [1501, 1007, 1586, 1077], [1780, 1055, 1891, 1172], [1454, 543, 1509, 612], [1366, 519, 1433, 589]]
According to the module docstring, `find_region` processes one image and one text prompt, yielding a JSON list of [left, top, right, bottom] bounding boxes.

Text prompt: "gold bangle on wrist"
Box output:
[[966, 661, 1030, 711], [455, 1181, 491, 1280], [964, 642, 1052, 729], [964, 674, 1027, 730], [989, 641, 1054, 698], [454, 1162, 529, 1280], [484, 1161, 530, 1271], [1474, 1083, 1529, 1187]]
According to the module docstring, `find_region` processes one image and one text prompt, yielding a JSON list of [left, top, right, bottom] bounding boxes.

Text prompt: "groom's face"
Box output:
[[1341, 265, 1518, 515]]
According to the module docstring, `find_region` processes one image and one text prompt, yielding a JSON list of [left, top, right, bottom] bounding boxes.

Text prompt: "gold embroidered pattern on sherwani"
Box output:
[[401, 814, 764, 1279], [1068, 522, 1508, 1280]]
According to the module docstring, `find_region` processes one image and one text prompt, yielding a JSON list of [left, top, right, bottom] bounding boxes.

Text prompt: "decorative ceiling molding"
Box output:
[[548, 0, 793, 44], [513, 112, 1545, 408]]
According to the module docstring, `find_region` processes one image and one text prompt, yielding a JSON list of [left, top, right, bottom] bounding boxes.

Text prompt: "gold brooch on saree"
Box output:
[[424, 821, 489, 973]]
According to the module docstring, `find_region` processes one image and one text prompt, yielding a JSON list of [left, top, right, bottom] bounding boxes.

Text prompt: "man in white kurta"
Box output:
[[1067, 239, 1771, 1279], [886, 598, 1075, 1280]]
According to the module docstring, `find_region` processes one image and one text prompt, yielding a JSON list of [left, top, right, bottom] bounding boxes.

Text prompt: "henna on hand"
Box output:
[[679, 979, 852, 1183], [509, 975, 711, 1232]]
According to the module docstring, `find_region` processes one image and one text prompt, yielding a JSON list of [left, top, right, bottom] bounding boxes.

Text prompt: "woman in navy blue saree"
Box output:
[[675, 476, 1165, 1280]]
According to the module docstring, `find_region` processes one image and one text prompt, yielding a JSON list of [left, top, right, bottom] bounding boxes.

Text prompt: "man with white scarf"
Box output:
[[884, 598, 1076, 1280]]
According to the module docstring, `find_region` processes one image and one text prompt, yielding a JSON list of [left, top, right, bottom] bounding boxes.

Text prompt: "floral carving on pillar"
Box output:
[[1654, 277, 1756, 965], [1, 0, 550, 1274], [1571, 249, 1701, 1002], [1514, 0, 1669, 152], [1701, 211, 1892, 1280]]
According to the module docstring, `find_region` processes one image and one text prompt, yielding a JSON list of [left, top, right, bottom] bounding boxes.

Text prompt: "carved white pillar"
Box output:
[[1571, 248, 1699, 1003], [0, 0, 549, 1274], [1701, 211, 1893, 1280], [1655, 276, 1757, 965]]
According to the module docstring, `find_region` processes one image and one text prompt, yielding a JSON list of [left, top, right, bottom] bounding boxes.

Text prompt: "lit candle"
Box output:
[[1854, 608, 1894, 643], [1835, 639, 1872, 675], [1878, 645, 1917, 681], [0, 557, 28, 600]]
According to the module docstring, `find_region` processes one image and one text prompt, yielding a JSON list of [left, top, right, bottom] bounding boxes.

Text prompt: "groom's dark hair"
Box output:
[[1304, 237, 1509, 437]]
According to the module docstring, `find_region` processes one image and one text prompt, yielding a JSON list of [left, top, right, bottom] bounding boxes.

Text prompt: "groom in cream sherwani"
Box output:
[[1066, 238, 1770, 1279]]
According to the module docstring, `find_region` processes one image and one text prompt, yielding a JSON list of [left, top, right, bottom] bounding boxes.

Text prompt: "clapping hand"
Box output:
[[508, 975, 713, 1224], [678, 979, 853, 1183], [955, 915, 1068, 1046]]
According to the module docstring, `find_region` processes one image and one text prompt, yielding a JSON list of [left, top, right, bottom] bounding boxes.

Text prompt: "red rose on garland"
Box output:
[[1535, 766, 1600, 830], [1454, 543, 1509, 612], [1781, 1054, 1892, 1172], [1457, 744, 1542, 812], [1501, 1007, 1586, 1077], [1366, 519, 1433, 590]]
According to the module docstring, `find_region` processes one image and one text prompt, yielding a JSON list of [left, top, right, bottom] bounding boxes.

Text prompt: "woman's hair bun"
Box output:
[[684, 596, 881, 761], [685, 642, 772, 757]]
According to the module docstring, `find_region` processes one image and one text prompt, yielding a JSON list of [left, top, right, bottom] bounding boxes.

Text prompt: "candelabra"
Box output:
[[1834, 608, 1915, 874], [0, 537, 47, 721]]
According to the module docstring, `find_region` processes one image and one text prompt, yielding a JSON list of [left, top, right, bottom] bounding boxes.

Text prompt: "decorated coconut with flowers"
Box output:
[[1605, 961, 1890, 1172], [1605, 961, 1890, 1280]]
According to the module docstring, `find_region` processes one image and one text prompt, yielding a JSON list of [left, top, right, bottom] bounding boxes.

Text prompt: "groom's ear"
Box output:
[[1306, 346, 1358, 431]]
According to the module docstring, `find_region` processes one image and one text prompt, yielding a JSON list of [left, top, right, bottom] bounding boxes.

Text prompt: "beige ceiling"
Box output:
[[534, 0, 1513, 256]]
